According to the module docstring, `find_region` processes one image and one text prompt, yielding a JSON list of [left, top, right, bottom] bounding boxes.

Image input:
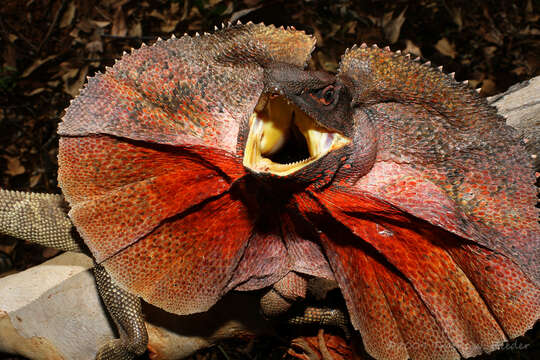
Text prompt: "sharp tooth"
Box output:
[[253, 115, 263, 133], [320, 133, 335, 154], [306, 129, 322, 156]]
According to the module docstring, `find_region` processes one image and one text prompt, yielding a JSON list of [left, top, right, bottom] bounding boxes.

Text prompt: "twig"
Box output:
[[37, 0, 68, 54], [0, 18, 38, 53], [101, 34, 156, 41]]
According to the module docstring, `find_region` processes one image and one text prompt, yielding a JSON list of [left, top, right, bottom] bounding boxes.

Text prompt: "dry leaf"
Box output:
[[148, 9, 166, 21], [61, 68, 79, 82], [3, 42, 17, 68], [483, 46, 497, 59], [345, 21, 357, 35], [480, 78, 496, 95], [383, 7, 407, 44], [512, 66, 528, 76], [76, 18, 95, 33], [480, 26, 503, 46], [208, 0, 223, 7], [59, 1, 76, 28], [229, 5, 261, 23], [24, 88, 46, 96], [129, 22, 143, 38], [445, 4, 463, 31], [519, 26, 540, 36], [468, 79, 481, 89], [328, 23, 341, 38], [29, 173, 42, 188], [7, 34, 17, 42], [404, 39, 422, 57], [243, 0, 261, 6], [64, 65, 89, 97], [170, 2, 180, 15], [111, 7, 127, 37], [3, 156, 25, 176], [435, 38, 457, 59], [160, 19, 180, 33], [223, 1, 234, 15], [21, 54, 58, 78], [91, 20, 111, 28], [86, 39, 104, 53], [180, 0, 189, 21], [110, 0, 131, 8]]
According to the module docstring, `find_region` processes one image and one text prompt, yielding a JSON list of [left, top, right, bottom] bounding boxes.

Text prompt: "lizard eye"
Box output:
[[311, 85, 335, 105]]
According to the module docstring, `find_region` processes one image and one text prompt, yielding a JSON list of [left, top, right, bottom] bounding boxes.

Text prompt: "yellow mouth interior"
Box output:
[[243, 94, 351, 176]]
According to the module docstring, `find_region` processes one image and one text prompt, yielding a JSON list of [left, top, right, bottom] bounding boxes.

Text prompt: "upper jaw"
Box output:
[[242, 93, 351, 177]]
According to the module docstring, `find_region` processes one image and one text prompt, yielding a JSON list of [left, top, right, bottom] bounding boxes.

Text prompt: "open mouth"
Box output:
[[243, 94, 351, 176]]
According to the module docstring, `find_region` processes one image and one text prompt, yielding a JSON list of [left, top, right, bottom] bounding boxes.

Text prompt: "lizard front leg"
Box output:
[[93, 264, 148, 360], [260, 272, 350, 337]]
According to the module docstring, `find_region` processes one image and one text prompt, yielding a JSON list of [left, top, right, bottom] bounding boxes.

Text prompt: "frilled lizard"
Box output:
[[1, 23, 539, 360]]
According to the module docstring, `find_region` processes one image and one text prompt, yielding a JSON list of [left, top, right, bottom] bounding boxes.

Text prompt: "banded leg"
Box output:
[[0, 189, 81, 252], [260, 272, 350, 337], [93, 264, 148, 360], [288, 306, 350, 338]]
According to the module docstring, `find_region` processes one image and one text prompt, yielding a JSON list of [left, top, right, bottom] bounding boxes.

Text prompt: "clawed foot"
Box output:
[[96, 338, 146, 360], [288, 329, 349, 360], [290, 336, 323, 360]]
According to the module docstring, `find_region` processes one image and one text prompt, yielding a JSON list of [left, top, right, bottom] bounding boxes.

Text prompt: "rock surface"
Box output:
[[0, 252, 271, 359]]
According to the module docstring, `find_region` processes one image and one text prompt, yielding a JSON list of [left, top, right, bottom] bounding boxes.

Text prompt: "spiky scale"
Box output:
[[328, 45, 540, 357], [55, 22, 539, 360], [58, 23, 317, 316]]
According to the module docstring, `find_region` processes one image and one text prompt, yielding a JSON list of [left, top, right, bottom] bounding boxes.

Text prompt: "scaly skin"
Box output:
[[2, 23, 539, 360], [295, 45, 539, 359], [0, 190, 80, 252]]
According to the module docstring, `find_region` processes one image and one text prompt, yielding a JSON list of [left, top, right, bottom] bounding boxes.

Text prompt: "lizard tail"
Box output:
[[0, 189, 82, 252]]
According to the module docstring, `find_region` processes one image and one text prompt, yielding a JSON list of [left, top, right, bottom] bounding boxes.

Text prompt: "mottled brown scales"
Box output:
[[2, 23, 538, 360], [59, 24, 315, 154], [337, 45, 538, 283]]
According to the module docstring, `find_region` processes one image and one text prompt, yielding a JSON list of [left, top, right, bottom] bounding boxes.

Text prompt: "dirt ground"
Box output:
[[0, 0, 538, 359]]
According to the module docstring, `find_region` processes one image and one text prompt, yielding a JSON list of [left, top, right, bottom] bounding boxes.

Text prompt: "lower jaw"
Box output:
[[243, 116, 329, 176], [242, 94, 350, 177]]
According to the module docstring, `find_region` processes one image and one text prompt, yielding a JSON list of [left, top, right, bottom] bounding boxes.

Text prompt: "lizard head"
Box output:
[[242, 63, 375, 185]]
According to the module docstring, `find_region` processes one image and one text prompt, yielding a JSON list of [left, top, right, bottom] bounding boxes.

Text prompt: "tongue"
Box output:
[[319, 133, 335, 154]]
